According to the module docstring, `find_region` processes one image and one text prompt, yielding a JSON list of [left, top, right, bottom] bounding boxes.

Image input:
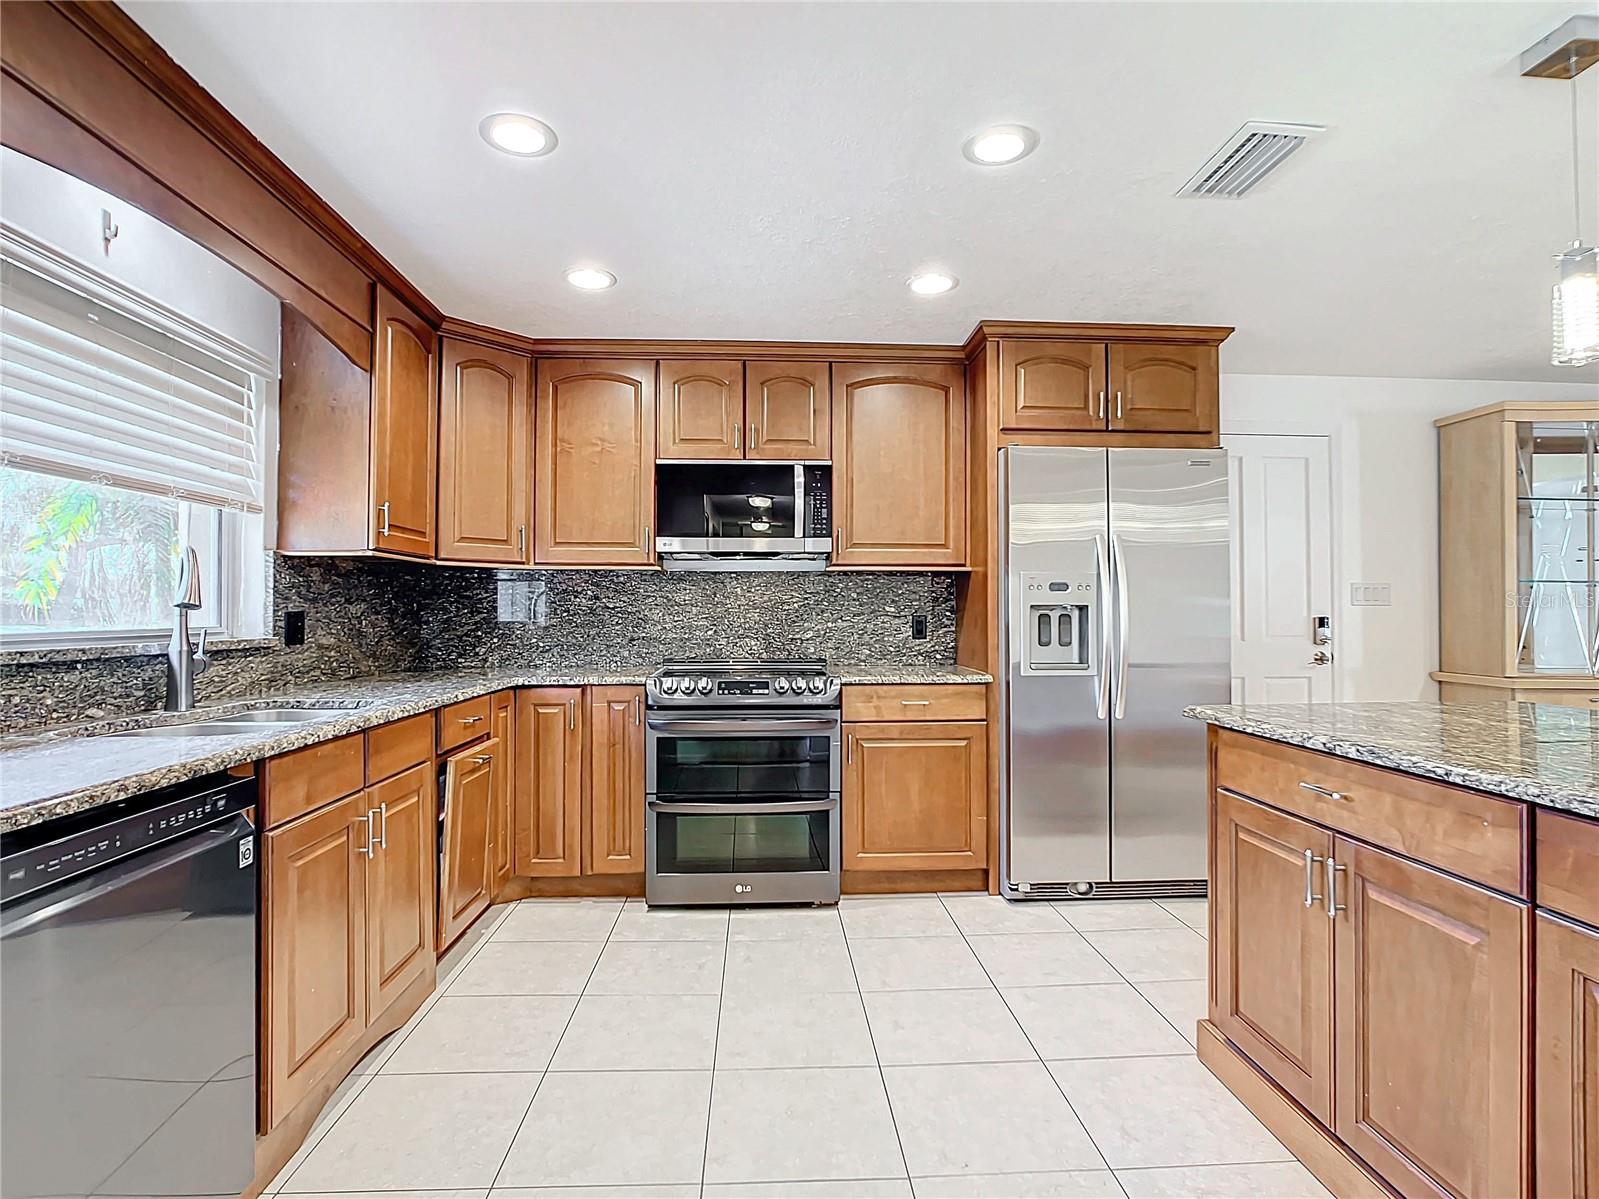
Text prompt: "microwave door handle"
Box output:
[[1094, 534, 1111, 721], [648, 797, 838, 816]]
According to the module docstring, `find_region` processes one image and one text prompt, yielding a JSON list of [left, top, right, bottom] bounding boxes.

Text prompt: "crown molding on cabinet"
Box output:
[[962, 321, 1235, 359], [437, 318, 968, 363]]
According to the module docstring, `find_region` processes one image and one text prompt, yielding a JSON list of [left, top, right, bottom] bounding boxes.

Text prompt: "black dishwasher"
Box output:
[[1, 772, 258, 1199]]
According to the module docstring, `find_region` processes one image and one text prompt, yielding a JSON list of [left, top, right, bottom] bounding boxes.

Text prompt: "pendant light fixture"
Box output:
[[1524, 17, 1599, 366]]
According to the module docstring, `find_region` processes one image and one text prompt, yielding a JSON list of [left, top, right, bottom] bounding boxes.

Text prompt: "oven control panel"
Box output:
[[648, 670, 841, 707]]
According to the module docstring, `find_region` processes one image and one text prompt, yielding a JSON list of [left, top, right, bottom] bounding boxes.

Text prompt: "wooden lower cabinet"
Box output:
[[587, 686, 646, 874], [843, 721, 985, 870], [1535, 911, 1599, 1199], [439, 736, 498, 949], [263, 795, 368, 1130], [490, 691, 515, 893], [363, 764, 435, 1017], [1332, 836, 1529, 1199], [1210, 789, 1334, 1126], [514, 687, 584, 876]]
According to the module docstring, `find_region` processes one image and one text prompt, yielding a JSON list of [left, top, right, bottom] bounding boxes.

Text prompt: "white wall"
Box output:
[[1222, 374, 1599, 702]]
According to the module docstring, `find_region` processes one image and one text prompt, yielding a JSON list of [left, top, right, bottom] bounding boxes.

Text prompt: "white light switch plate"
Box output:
[[1350, 583, 1392, 607]]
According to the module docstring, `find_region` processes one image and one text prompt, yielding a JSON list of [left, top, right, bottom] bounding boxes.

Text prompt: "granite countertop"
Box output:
[[1186, 700, 1599, 819], [0, 663, 992, 833]]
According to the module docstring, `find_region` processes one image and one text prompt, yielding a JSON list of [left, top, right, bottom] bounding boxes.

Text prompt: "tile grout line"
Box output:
[[273, 900, 514, 1195], [698, 907, 732, 1198], [483, 899, 620, 1194], [930, 892, 1127, 1197], [839, 903, 918, 1192]]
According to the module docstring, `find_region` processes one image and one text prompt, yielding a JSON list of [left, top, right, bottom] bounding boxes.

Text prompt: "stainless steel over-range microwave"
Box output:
[[655, 462, 831, 571]]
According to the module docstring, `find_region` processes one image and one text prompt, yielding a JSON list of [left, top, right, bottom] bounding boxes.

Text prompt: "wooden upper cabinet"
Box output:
[[363, 764, 434, 1019], [658, 360, 743, 460], [514, 687, 584, 877], [1536, 911, 1599, 1199], [999, 340, 1107, 432], [831, 362, 966, 567], [371, 286, 438, 557], [439, 738, 497, 950], [587, 686, 645, 874], [748, 361, 831, 460], [535, 359, 656, 565], [263, 795, 367, 1130], [437, 338, 531, 564], [1210, 789, 1334, 1127], [843, 720, 986, 871], [1108, 342, 1218, 435], [1333, 836, 1528, 1199]]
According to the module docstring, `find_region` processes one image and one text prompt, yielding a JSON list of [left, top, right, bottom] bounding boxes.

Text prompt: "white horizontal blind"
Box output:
[[0, 257, 263, 511]]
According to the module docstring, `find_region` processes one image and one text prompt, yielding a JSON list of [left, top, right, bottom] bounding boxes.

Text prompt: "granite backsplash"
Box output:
[[0, 556, 959, 730]]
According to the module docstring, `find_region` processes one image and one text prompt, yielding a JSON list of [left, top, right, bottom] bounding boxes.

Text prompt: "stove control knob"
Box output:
[[774, 677, 791, 694], [811, 677, 828, 694], [660, 678, 678, 695], [696, 677, 714, 695]]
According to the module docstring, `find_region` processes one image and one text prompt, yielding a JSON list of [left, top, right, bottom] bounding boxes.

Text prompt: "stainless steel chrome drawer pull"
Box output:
[[472, 754, 492, 765], [900, 699, 931, 706], [459, 715, 484, 725], [1298, 781, 1347, 802], [1302, 848, 1324, 908], [1325, 857, 1347, 919]]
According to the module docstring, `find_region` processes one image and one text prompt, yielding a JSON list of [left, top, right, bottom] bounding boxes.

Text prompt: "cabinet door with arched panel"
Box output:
[[999, 339, 1106, 432], [747, 361, 831, 460], [658, 359, 743, 459], [1108, 343, 1218, 435]]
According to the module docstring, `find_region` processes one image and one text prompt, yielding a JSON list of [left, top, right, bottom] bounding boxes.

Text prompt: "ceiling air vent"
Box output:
[[1177, 121, 1325, 198]]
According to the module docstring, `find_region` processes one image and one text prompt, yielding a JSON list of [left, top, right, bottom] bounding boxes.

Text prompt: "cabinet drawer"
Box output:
[[1213, 729, 1528, 896], [1536, 808, 1599, 928], [843, 684, 986, 722], [262, 733, 365, 829], [367, 713, 433, 783], [437, 695, 493, 752]]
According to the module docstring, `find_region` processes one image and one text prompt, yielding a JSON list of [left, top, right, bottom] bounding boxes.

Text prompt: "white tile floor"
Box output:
[[266, 894, 1330, 1199]]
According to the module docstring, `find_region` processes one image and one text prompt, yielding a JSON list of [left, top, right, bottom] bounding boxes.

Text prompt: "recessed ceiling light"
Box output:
[[909, 272, 958, 297], [565, 267, 616, 291], [479, 112, 557, 157], [962, 124, 1038, 166]]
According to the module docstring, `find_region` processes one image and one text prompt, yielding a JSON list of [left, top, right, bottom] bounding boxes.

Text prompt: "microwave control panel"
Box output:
[[805, 466, 831, 537]]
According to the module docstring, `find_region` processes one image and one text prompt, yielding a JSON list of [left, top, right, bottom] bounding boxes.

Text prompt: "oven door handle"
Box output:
[[645, 718, 839, 734], [646, 797, 839, 816]]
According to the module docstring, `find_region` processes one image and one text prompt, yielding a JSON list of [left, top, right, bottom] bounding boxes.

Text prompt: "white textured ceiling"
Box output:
[[125, 1, 1599, 382]]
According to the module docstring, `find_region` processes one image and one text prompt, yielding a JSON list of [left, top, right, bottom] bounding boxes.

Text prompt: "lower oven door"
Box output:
[[646, 795, 841, 906], [644, 710, 841, 905]]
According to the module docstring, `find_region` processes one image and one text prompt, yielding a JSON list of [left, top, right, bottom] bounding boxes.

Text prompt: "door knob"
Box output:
[[1310, 650, 1332, 666]]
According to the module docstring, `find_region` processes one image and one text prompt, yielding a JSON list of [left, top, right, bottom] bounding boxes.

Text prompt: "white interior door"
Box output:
[[1225, 433, 1335, 704]]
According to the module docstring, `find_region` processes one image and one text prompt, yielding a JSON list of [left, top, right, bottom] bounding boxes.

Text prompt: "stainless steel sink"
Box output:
[[219, 708, 354, 723], [105, 708, 355, 738]]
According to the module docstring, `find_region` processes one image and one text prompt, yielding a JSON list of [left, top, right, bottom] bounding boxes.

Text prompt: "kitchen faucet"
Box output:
[[165, 545, 210, 712]]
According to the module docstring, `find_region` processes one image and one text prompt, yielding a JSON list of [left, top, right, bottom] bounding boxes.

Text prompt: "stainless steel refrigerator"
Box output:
[[999, 445, 1230, 899]]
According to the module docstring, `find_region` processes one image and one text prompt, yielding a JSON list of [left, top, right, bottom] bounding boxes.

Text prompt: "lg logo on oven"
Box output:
[[734, 884, 752, 894]]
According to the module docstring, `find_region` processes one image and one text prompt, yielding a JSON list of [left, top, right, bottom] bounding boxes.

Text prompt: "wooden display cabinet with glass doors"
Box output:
[[1435, 401, 1599, 708]]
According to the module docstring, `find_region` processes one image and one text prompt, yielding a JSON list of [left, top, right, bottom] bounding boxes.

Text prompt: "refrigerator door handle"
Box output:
[[1094, 533, 1112, 720], [1111, 533, 1130, 719]]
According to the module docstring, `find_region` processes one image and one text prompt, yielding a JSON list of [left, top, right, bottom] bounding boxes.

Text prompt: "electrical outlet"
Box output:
[[1350, 583, 1392, 607], [911, 614, 928, 640], [283, 610, 306, 646]]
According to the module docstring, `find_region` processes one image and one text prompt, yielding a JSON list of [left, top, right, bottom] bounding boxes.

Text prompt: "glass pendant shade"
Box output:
[[1552, 242, 1599, 366]]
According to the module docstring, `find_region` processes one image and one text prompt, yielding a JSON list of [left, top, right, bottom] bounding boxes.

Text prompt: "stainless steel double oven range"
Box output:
[[644, 660, 842, 906]]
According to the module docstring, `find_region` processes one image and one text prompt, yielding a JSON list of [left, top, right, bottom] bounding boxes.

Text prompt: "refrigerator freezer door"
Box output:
[[1002, 446, 1112, 892], [1108, 449, 1231, 881]]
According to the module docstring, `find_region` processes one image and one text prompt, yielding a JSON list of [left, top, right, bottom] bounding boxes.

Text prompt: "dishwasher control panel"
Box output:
[[1, 773, 256, 903]]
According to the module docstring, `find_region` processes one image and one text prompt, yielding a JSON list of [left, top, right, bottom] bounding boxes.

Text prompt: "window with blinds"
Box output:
[[0, 258, 264, 512]]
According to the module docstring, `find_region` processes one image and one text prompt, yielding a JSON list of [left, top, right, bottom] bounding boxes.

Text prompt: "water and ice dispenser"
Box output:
[[1019, 571, 1096, 673]]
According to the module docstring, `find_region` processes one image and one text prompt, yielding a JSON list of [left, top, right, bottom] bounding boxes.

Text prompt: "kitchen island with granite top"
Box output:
[[1185, 700, 1599, 1199]]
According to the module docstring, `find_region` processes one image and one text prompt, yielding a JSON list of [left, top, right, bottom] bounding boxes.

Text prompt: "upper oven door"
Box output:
[[646, 710, 841, 800]]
